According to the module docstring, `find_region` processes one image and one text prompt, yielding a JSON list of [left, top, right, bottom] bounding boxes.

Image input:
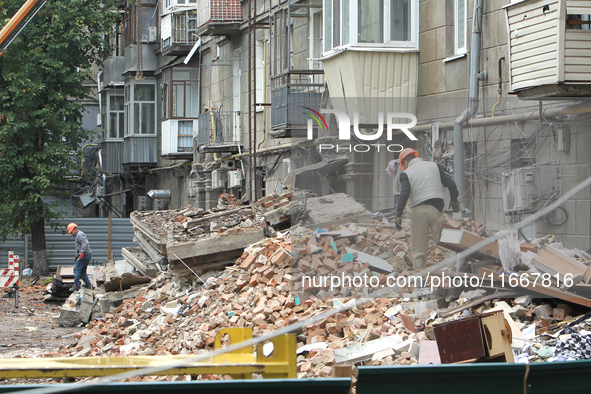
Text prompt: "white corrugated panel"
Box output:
[[161, 14, 172, 46], [507, 0, 560, 91]]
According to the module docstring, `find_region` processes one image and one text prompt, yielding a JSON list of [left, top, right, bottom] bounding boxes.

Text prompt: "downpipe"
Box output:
[[454, 0, 485, 213]]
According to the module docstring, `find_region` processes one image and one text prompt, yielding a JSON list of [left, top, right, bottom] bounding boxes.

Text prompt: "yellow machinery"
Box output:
[[0, 328, 296, 380]]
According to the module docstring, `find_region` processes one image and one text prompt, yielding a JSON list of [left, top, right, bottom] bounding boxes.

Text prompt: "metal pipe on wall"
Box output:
[[453, 0, 484, 212]]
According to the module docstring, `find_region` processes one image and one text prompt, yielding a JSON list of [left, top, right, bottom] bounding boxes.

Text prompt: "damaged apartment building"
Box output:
[[93, 0, 591, 251], [97, 0, 323, 216]]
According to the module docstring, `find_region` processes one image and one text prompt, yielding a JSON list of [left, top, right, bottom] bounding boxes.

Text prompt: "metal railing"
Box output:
[[197, 110, 241, 146], [271, 70, 325, 130], [172, 9, 199, 46]]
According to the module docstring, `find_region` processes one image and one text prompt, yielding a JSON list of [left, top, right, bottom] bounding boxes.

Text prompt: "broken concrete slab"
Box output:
[[78, 288, 95, 323], [121, 247, 158, 277], [166, 229, 265, 271], [333, 335, 404, 364], [304, 193, 371, 225], [58, 307, 81, 327], [345, 247, 393, 273]]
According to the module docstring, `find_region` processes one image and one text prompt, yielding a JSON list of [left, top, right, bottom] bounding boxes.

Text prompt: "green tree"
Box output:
[[0, 0, 118, 275]]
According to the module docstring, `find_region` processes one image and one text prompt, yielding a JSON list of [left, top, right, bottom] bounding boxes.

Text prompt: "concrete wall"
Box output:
[[416, 1, 591, 249]]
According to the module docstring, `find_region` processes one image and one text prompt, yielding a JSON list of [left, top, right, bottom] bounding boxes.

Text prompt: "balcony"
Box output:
[[271, 70, 324, 138], [101, 140, 124, 174], [123, 135, 157, 165], [196, 0, 243, 36], [506, 0, 591, 98], [161, 119, 196, 157], [101, 57, 125, 89], [160, 9, 199, 56], [197, 111, 242, 153]]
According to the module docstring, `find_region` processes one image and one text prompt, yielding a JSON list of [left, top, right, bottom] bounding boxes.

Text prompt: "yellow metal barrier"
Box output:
[[0, 328, 296, 380]]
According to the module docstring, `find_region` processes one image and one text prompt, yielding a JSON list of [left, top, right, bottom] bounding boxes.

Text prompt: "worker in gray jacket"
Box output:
[[67, 223, 93, 290], [395, 148, 460, 271]]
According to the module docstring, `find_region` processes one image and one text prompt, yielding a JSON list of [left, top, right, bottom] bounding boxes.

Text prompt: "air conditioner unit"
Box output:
[[137, 196, 149, 211], [211, 169, 227, 189], [228, 170, 243, 188], [148, 26, 158, 43], [502, 166, 550, 214]]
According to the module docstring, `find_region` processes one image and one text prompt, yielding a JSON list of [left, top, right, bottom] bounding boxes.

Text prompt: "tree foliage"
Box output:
[[0, 0, 118, 271]]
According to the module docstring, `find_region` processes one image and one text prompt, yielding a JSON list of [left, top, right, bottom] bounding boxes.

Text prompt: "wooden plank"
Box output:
[[480, 268, 591, 308], [480, 313, 515, 362], [532, 245, 588, 280]]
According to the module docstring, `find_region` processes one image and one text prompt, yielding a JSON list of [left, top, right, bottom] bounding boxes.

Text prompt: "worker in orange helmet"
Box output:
[[395, 148, 460, 271], [67, 223, 93, 290]]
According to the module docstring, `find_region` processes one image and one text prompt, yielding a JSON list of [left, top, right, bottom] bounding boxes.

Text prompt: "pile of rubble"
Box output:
[[40, 191, 591, 380], [124, 194, 265, 276]]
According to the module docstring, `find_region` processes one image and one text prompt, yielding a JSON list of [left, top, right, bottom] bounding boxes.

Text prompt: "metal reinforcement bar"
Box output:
[[0, 328, 296, 380]]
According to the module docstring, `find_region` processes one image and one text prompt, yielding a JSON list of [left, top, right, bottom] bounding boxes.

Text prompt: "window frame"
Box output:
[[124, 79, 157, 136], [162, 66, 199, 121], [323, 0, 419, 55], [454, 0, 467, 55], [107, 92, 125, 140]]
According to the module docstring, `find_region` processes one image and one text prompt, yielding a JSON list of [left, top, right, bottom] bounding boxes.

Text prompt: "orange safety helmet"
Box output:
[[67, 223, 78, 234], [398, 148, 419, 170]]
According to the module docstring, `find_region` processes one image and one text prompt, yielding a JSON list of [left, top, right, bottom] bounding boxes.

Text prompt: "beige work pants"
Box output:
[[410, 204, 445, 270]]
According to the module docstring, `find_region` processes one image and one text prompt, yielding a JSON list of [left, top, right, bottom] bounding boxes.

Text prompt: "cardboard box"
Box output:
[[438, 228, 499, 260]]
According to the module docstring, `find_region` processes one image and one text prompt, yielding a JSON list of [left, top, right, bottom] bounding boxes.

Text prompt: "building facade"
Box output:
[[93, 0, 591, 250]]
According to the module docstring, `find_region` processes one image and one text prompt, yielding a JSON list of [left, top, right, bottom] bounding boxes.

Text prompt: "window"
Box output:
[[324, 0, 418, 52], [455, 0, 467, 54], [164, 0, 197, 10], [108, 94, 125, 139], [125, 80, 156, 135], [162, 67, 199, 120]]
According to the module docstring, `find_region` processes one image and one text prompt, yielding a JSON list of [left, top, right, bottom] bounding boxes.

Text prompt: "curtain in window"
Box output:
[[359, 0, 383, 43]]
